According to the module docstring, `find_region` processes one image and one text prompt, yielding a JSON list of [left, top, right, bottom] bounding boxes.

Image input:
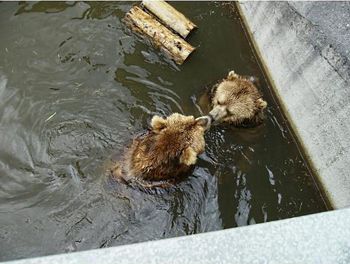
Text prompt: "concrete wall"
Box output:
[[6, 207, 350, 264], [237, 1, 350, 209]]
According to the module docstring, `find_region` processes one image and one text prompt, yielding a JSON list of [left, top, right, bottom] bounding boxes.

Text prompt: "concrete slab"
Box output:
[[5, 208, 350, 264], [289, 1, 350, 60], [237, 1, 350, 208]]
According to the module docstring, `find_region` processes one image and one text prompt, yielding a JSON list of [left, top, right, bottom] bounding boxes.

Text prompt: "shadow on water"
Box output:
[[0, 1, 327, 261]]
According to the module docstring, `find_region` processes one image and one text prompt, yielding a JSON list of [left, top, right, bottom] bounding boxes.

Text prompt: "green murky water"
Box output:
[[0, 1, 327, 261]]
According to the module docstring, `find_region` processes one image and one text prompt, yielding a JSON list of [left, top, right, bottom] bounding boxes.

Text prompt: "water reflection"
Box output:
[[15, 2, 77, 16]]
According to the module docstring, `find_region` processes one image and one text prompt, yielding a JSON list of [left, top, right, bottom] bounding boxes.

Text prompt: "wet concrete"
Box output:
[[238, 1, 350, 208]]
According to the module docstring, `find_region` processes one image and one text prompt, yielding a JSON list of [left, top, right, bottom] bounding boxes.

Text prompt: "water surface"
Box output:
[[0, 2, 327, 261]]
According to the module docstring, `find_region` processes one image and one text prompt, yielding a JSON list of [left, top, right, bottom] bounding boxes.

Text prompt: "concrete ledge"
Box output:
[[237, 1, 350, 208], [5, 208, 350, 264]]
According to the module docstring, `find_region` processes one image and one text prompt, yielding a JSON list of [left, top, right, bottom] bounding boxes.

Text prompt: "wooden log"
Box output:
[[142, 0, 196, 38], [124, 6, 195, 65]]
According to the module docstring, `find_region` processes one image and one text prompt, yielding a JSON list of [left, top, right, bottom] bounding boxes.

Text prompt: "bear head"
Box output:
[[209, 70, 267, 126]]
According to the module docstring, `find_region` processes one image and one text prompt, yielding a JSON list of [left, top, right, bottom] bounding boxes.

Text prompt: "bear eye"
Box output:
[[217, 100, 224, 105]]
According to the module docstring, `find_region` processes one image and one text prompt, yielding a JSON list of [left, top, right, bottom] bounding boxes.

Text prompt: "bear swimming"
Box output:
[[110, 113, 211, 188], [208, 70, 267, 126]]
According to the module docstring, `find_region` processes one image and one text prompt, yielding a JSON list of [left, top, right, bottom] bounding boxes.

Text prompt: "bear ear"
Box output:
[[256, 98, 267, 109], [227, 70, 238, 80], [180, 147, 197, 166], [151, 115, 167, 133], [195, 116, 211, 130]]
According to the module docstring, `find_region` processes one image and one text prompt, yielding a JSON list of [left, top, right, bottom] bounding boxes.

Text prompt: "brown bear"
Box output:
[[206, 70, 267, 126], [110, 113, 211, 188]]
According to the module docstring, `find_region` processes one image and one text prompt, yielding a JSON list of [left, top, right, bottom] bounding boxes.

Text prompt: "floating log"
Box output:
[[141, 0, 196, 38], [124, 6, 195, 65]]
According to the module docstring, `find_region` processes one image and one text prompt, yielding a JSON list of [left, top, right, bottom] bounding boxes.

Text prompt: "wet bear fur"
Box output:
[[110, 113, 210, 187], [208, 70, 267, 126]]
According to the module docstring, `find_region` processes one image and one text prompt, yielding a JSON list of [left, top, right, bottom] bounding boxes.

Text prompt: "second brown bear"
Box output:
[[110, 113, 211, 187], [206, 70, 267, 126]]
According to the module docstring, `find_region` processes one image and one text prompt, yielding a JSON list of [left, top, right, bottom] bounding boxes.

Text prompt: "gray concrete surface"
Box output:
[[289, 1, 350, 62], [237, 1, 350, 209], [5, 208, 350, 264]]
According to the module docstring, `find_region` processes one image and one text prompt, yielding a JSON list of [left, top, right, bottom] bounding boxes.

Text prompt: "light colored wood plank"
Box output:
[[124, 6, 195, 65], [142, 0, 196, 38]]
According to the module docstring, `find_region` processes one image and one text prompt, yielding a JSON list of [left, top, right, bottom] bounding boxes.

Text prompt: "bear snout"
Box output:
[[209, 106, 227, 123]]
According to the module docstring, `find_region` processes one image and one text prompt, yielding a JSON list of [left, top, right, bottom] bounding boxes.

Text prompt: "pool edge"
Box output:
[[237, 1, 350, 209], [4, 208, 350, 264]]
